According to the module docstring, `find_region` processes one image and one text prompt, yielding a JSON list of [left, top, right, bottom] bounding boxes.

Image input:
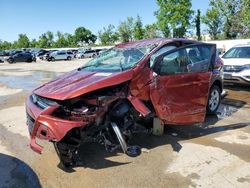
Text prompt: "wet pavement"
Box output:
[[0, 61, 250, 187]]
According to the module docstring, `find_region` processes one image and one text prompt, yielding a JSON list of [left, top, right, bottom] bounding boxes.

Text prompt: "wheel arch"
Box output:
[[211, 79, 223, 93]]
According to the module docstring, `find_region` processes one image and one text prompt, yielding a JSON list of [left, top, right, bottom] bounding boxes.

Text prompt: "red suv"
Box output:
[[25, 38, 223, 167]]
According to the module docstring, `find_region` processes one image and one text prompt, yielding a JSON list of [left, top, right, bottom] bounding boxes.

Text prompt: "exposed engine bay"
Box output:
[[51, 83, 154, 167]]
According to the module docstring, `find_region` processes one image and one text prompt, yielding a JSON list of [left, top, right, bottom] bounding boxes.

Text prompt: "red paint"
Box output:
[[34, 69, 134, 100], [150, 72, 212, 125], [26, 38, 220, 154]]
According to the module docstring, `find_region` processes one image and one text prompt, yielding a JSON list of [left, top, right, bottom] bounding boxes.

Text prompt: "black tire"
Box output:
[[26, 58, 33, 63], [207, 85, 221, 114], [81, 55, 84, 59], [8, 58, 14, 64], [53, 142, 73, 168], [67, 56, 71, 61], [92, 54, 96, 58], [51, 57, 55, 62]]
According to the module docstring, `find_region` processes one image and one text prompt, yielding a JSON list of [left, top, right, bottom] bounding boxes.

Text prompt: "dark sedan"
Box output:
[[7, 52, 34, 63]]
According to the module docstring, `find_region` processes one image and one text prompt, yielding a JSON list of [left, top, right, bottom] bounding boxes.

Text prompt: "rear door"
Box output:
[[150, 44, 216, 125]]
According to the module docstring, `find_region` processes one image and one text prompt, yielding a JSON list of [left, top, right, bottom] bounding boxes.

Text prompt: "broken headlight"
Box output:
[[31, 94, 58, 109]]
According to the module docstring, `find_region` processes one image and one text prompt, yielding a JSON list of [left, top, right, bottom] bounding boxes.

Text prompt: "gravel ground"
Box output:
[[0, 59, 250, 188]]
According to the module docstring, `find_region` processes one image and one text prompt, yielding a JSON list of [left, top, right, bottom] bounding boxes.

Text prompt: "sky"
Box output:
[[0, 0, 210, 42]]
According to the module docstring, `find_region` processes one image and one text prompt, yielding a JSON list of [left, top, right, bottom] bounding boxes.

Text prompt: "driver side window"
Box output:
[[155, 45, 212, 75], [150, 45, 177, 67]]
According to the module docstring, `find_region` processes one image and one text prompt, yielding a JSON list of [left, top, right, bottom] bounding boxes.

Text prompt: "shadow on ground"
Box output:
[[58, 97, 249, 172], [0, 153, 41, 188]]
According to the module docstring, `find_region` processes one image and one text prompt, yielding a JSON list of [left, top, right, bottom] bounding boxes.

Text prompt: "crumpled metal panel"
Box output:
[[150, 72, 212, 125], [129, 66, 153, 100], [34, 69, 134, 100]]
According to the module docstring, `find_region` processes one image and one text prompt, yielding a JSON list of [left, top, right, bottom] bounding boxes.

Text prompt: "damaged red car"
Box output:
[[25, 38, 223, 167]]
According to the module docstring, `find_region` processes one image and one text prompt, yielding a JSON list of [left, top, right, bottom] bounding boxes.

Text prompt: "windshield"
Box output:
[[79, 46, 155, 72], [222, 47, 250, 59]]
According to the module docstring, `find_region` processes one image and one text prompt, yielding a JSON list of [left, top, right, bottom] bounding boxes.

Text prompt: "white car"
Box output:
[[48, 51, 74, 61], [76, 49, 98, 59], [222, 45, 250, 85]]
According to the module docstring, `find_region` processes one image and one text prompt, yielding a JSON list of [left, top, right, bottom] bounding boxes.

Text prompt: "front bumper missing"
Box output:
[[26, 97, 86, 154]]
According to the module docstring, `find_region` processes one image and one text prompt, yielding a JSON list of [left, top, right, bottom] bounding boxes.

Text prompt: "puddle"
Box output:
[[0, 71, 61, 90], [216, 104, 238, 120]]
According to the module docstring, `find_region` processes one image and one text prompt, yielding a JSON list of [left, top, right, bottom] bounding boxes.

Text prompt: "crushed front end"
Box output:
[[25, 83, 150, 167]]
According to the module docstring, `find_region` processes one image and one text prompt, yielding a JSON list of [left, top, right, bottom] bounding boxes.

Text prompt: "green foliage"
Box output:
[[202, 8, 222, 40], [74, 27, 97, 45], [155, 0, 194, 38], [98, 24, 119, 45], [118, 17, 134, 42], [0, 40, 12, 50], [16, 34, 30, 48], [195, 9, 201, 40], [53, 31, 68, 48], [204, 0, 250, 39], [134, 15, 144, 40], [144, 24, 161, 38]]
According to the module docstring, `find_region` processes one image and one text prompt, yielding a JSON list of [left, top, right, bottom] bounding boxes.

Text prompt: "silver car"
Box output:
[[222, 44, 250, 85], [48, 51, 74, 61], [76, 49, 98, 59]]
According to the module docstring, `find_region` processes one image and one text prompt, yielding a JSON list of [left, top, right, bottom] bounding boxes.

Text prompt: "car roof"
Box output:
[[233, 44, 250, 48], [115, 38, 201, 49]]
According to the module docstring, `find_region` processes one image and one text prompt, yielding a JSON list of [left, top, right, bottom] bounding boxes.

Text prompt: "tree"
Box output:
[[118, 17, 134, 42], [202, 8, 222, 40], [65, 33, 77, 47], [75, 27, 97, 45], [0, 40, 12, 50], [134, 15, 144, 40], [208, 0, 248, 39], [53, 31, 68, 48], [144, 24, 161, 38], [155, 0, 194, 38], [46, 31, 54, 47], [30, 39, 38, 48], [98, 24, 119, 45], [16, 34, 30, 48], [195, 9, 201, 40], [37, 33, 49, 48], [240, 0, 250, 37]]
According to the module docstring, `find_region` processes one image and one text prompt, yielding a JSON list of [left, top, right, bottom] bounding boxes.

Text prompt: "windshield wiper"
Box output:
[[77, 64, 97, 71]]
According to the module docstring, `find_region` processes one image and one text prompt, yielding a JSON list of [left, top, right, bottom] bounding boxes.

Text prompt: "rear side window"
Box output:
[[58, 52, 66, 55], [155, 45, 212, 75]]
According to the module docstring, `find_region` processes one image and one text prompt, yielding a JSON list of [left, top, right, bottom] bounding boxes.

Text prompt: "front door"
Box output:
[[150, 44, 216, 125]]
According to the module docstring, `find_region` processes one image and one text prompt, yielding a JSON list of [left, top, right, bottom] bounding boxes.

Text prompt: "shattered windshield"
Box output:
[[79, 45, 156, 72]]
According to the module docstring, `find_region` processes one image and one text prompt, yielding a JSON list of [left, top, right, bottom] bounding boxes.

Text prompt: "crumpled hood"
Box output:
[[34, 69, 133, 100]]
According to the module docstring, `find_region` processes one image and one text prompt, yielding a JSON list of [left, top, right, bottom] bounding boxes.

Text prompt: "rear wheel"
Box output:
[[81, 55, 84, 59], [51, 57, 55, 62], [67, 56, 71, 61], [8, 58, 14, 64], [207, 85, 221, 114]]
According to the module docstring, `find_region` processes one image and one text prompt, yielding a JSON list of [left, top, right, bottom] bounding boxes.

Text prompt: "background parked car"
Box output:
[[6, 52, 34, 63], [76, 49, 98, 59], [48, 51, 74, 61], [222, 44, 250, 85], [35, 50, 49, 60]]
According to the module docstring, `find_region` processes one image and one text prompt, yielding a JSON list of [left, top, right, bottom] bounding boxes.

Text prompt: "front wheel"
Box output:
[[67, 56, 71, 61], [207, 85, 221, 114]]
